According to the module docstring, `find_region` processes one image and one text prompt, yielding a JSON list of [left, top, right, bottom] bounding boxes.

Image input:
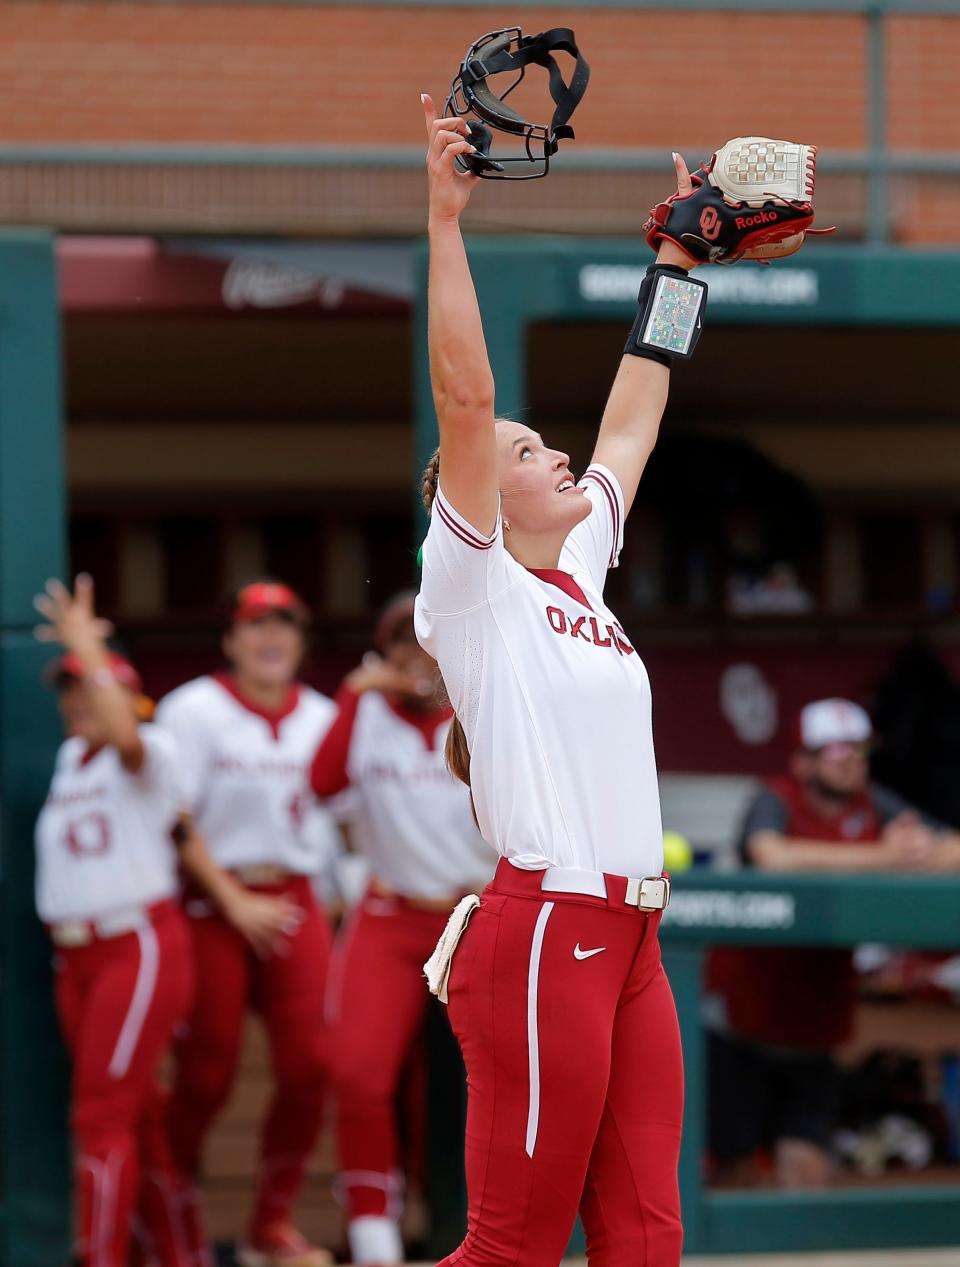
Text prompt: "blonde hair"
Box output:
[[421, 446, 471, 787]]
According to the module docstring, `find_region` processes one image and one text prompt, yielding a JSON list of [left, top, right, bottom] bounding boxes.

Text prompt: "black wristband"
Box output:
[[624, 263, 706, 364]]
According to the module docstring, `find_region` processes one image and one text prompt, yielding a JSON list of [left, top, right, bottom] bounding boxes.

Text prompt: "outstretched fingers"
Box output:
[[673, 151, 693, 197], [75, 571, 95, 614], [440, 137, 476, 168], [35, 578, 69, 622], [422, 93, 468, 143], [421, 92, 438, 134]]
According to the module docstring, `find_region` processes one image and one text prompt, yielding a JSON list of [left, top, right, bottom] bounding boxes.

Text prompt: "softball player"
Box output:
[[155, 581, 338, 1267], [33, 575, 194, 1267], [412, 97, 702, 1267], [310, 593, 494, 1267]]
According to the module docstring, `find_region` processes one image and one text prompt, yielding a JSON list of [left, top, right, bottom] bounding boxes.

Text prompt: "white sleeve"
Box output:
[[132, 725, 182, 803], [560, 463, 625, 593], [153, 692, 213, 814], [416, 482, 514, 619]]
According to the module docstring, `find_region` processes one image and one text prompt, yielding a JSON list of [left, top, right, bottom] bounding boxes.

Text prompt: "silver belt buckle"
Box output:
[[625, 875, 671, 911], [51, 920, 92, 948]]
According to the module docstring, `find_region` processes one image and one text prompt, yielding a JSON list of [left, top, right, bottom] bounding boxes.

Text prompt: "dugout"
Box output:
[[57, 235, 960, 777], [4, 232, 960, 1263]]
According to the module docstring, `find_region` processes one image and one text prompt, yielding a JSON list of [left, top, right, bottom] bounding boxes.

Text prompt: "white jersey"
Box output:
[[35, 726, 181, 923], [155, 674, 338, 875], [311, 689, 495, 898], [415, 463, 663, 879]]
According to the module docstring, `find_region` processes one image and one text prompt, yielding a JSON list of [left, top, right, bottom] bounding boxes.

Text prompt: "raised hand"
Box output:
[[655, 152, 696, 270], [672, 151, 694, 198], [879, 812, 939, 870], [34, 573, 114, 651], [422, 92, 480, 223], [345, 652, 436, 702]]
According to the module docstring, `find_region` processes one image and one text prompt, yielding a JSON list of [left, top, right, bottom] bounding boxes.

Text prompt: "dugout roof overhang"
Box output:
[[53, 233, 960, 519], [408, 239, 960, 514], [57, 234, 960, 326]]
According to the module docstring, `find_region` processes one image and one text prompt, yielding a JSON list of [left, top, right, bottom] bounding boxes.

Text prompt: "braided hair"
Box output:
[[421, 445, 441, 514], [420, 446, 471, 787]]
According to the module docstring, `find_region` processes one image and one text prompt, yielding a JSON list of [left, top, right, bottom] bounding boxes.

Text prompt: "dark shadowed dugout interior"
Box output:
[[63, 240, 960, 776]]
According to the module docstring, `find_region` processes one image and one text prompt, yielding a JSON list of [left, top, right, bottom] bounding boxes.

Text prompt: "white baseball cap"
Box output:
[[799, 698, 872, 751]]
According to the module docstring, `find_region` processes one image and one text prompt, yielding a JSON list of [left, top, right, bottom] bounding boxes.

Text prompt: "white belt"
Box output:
[[540, 866, 671, 911], [50, 904, 150, 948]]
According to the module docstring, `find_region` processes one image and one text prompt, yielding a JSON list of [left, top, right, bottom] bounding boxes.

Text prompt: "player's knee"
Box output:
[[274, 1037, 327, 1103], [329, 1044, 395, 1104], [174, 1054, 235, 1113], [72, 1095, 136, 1155]]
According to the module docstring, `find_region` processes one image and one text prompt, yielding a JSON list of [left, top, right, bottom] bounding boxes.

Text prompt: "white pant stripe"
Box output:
[[108, 923, 159, 1079], [324, 903, 362, 1026], [525, 901, 554, 1158], [100, 1149, 120, 1267], [78, 1149, 119, 1267]]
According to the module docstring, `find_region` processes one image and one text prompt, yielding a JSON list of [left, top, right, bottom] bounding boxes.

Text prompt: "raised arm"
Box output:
[[591, 154, 697, 516], [422, 93, 498, 536], [34, 574, 144, 773]]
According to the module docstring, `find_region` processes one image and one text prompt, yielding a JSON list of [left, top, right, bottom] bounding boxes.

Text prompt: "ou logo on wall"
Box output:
[[720, 663, 777, 745]]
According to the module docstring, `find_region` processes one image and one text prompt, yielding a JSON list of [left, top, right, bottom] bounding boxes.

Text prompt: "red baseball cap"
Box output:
[[46, 650, 143, 694], [232, 581, 310, 626]]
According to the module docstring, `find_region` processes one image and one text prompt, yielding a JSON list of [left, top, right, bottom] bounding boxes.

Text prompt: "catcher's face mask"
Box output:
[[445, 27, 590, 180]]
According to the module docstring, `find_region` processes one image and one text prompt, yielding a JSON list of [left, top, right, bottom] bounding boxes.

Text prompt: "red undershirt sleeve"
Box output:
[[309, 686, 361, 799]]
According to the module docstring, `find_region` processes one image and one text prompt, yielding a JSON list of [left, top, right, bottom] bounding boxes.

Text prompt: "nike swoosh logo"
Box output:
[[573, 944, 606, 960]]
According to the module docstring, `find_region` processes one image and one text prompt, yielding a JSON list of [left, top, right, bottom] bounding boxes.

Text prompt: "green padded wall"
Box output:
[[0, 229, 70, 1267]]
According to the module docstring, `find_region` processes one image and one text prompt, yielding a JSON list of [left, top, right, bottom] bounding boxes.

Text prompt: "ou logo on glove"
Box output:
[[699, 206, 722, 240]]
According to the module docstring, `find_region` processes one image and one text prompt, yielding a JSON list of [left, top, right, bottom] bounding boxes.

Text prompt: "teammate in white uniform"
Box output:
[[413, 98, 702, 1267], [33, 575, 194, 1267], [155, 581, 337, 1267], [310, 593, 493, 1266]]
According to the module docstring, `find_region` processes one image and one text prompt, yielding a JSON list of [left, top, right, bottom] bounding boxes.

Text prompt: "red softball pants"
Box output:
[[168, 875, 332, 1241], [442, 859, 684, 1267], [326, 888, 450, 1224], [53, 899, 195, 1267]]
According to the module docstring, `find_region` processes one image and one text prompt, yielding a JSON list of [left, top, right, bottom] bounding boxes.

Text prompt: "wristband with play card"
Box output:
[[624, 264, 707, 364]]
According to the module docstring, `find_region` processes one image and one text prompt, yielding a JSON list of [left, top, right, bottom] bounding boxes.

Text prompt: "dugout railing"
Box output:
[[660, 870, 960, 1255]]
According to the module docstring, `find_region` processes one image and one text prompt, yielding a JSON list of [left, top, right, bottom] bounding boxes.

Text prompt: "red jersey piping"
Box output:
[[580, 468, 621, 569], [310, 685, 360, 797], [80, 742, 106, 768], [434, 489, 496, 551], [386, 696, 453, 751], [527, 568, 595, 612], [213, 672, 301, 741]]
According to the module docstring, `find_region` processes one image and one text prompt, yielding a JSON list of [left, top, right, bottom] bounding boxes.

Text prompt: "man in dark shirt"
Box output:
[[707, 697, 960, 1189]]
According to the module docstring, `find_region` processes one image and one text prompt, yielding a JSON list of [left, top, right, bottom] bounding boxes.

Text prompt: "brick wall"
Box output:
[[0, 4, 870, 148], [0, 3, 956, 237]]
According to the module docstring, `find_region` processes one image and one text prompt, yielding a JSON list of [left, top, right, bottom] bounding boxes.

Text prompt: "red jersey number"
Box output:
[[64, 812, 112, 858]]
